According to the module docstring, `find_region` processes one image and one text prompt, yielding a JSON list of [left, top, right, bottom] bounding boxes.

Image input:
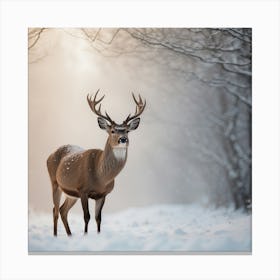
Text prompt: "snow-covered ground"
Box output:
[[29, 204, 251, 253]]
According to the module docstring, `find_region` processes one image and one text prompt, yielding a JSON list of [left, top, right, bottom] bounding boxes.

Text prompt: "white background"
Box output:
[[0, 0, 279, 280]]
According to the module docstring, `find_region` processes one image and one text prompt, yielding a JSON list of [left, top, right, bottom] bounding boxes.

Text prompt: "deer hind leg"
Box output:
[[95, 197, 105, 233], [59, 197, 77, 236], [52, 182, 62, 236]]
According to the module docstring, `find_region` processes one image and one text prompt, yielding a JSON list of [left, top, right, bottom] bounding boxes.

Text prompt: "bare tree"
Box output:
[[78, 28, 252, 210]]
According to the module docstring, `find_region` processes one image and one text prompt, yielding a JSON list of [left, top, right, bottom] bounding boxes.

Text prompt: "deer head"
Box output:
[[87, 89, 146, 149]]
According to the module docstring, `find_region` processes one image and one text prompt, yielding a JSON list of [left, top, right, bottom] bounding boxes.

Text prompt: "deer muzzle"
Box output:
[[118, 136, 128, 144]]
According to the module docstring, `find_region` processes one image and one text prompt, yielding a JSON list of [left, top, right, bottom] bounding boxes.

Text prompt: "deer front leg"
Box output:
[[95, 197, 105, 233], [80, 193, 90, 234]]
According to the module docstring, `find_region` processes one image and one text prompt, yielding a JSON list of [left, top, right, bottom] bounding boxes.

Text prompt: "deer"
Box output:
[[47, 90, 146, 236]]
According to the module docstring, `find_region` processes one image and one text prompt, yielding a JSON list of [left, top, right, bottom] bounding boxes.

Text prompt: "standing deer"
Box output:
[[47, 90, 146, 236]]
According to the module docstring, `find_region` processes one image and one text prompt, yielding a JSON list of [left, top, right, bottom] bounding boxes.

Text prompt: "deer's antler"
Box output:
[[87, 89, 114, 124], [123, 92, 146, 124]]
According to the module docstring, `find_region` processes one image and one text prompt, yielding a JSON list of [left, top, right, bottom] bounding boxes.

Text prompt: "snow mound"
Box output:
[[29, 204, 251, 253]]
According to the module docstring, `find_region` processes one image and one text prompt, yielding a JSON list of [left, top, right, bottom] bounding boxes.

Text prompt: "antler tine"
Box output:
[[132, 92, 138, 104], [124, 92, 146, 124], [138, 94, 143, 104], [93, 89, 105, 104], [97, 104, 102, 114], [105, 111, 114, 123], [87, 89, 114, 124]]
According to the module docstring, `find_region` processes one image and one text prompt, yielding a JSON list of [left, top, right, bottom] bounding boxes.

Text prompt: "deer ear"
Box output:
[[97, 117, 109, 130], [128, 118, 140, 131]]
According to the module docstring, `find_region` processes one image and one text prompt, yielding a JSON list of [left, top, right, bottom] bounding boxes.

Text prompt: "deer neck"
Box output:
[[98, 138, 127, 183]]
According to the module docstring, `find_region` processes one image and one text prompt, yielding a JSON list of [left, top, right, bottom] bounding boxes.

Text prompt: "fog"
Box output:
[[28, 28, 251, 214]]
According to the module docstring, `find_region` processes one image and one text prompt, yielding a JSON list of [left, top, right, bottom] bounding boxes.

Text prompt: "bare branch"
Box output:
[[81, 28, 121, 45], [186, 71, 252, 108], [124, 29, 251, 68], [227, 28, 252, 44], [28, 28, 46, 50]]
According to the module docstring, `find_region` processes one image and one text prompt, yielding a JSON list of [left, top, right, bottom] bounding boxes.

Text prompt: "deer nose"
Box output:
[[118, 137, 128, 144]]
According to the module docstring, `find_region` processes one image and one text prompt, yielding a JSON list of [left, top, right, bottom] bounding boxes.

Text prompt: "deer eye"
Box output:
[[111, 130, 115, 134]]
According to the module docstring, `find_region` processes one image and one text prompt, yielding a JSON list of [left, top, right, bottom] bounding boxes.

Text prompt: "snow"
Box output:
[[29, 204, 251, 253], [64, 144, 84, 154]]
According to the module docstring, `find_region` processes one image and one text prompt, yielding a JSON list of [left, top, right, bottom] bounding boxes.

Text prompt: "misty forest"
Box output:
[[28, 28, 251, 252]]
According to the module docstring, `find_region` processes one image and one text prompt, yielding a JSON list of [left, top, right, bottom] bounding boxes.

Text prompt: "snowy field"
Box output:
[[29, 204, 251, 253]]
